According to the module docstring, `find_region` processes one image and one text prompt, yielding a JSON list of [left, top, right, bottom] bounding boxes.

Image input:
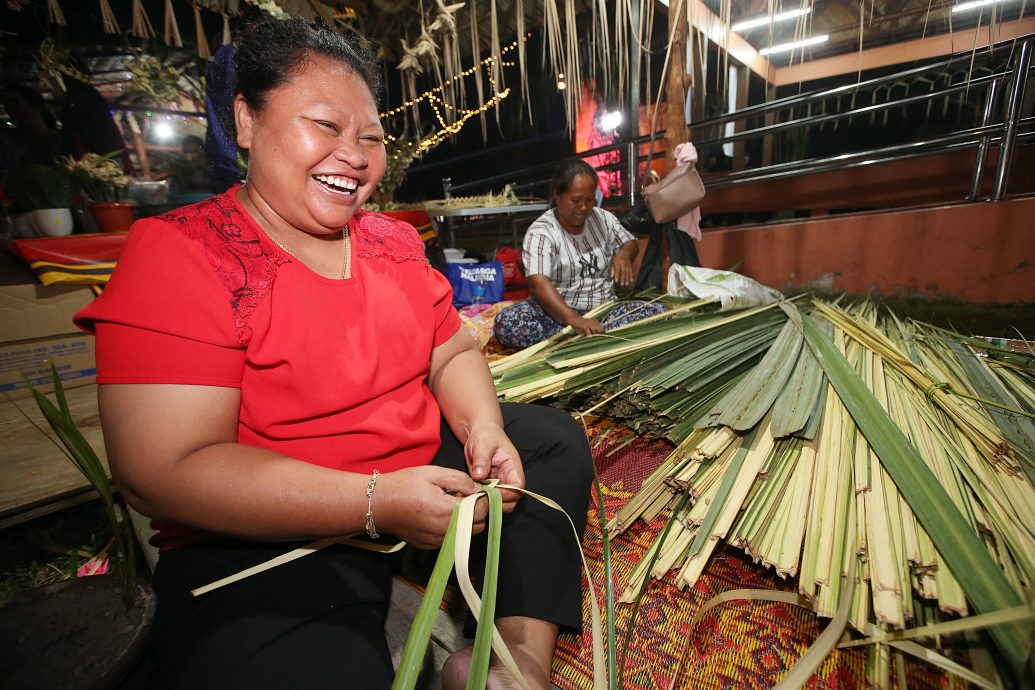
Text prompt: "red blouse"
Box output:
[[75, 189, 461, 548]]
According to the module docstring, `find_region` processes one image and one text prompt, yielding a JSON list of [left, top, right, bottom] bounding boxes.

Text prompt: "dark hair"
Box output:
[[234, 17, 382, 112], [550, 158, 598, 199]]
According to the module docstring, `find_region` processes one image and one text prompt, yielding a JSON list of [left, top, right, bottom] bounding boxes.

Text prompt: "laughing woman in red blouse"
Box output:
[[75, 18, 590, 690]]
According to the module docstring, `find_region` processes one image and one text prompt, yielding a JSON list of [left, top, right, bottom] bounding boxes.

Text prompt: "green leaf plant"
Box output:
[[21, 363, 138, 605]]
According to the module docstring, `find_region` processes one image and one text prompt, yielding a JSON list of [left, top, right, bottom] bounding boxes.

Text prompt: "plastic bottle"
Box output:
[[472, 278, 486, 304]]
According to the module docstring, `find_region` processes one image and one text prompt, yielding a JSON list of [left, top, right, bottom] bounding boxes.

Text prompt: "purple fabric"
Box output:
[[205, 45, 243, 193], [494, 299, 667, 350]]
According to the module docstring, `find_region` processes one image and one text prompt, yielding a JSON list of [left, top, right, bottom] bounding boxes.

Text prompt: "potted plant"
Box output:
[[7, 164, 75, 237], [0, 365, 155, 688], [63, 151, 135, 232]]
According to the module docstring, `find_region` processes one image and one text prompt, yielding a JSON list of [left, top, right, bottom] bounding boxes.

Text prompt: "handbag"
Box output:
[[642, 162, 706, 225]]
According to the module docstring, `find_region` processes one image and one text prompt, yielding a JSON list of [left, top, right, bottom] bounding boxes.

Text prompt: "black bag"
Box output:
[[621, 202, 701, 291]]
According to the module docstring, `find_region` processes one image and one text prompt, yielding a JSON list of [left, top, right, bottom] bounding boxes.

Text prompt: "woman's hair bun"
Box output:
[[234, 16, 382, 113]]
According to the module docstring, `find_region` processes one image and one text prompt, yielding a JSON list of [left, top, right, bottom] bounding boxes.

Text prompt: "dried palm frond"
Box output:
[[494, 296, 1035, 683], [165, 0, 183, 48], [131, 0, 156, 39], [99, 0, 120, 34], [46, 0, 66, 26], [193, 4, 211, 60]]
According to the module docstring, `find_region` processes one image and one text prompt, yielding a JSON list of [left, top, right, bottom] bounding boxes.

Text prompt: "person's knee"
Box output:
[[505, 404, 593, 486], [494, 307, 538, 349]]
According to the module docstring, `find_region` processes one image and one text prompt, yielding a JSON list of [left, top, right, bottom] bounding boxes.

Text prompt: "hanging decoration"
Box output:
[[381, 38, 522, 158], [193, 3, 212, 59], [562, 0, 580, 124], [591, 0, 610, 108], [131, 0, 156, 39], [428, 1, 465, 128], [393, 29, 528, 146], [221, 12, 231, 45], [515, 0, 530, 122], [34, 39, 91, 92], [99, 0, 120, 34], [46, 0, 67, 27], [467, 0, 486, 139], [121, 55, 186, 103], [489, 0, 502, 97], [164, 0, 183, 47], [370, 40, 524, 209], [396, 21, 439, 134], [541, 0, 569, 128], [250, 0, 288, 19]]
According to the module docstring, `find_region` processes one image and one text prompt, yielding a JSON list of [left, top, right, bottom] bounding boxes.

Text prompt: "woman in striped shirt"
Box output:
[[494, 159, 666, 349]]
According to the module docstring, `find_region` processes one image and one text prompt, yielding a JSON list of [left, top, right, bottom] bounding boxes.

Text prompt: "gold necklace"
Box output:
[[268, 225, 350, 279]]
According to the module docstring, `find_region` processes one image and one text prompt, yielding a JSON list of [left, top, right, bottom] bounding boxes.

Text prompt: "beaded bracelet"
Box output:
[[365, 470, 380, 539]]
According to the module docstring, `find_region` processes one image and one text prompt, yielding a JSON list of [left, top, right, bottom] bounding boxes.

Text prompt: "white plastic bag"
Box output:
[[666, 265, 783, 311]]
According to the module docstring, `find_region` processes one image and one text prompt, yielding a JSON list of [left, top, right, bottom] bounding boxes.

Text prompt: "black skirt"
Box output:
[[150, 402, 593, 690]]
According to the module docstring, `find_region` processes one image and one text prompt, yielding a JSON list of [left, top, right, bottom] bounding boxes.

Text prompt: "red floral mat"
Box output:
[[552, 424, 947, 690]]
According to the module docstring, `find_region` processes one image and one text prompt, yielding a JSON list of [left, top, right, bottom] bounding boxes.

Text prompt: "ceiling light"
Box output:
[[952, 0, 1005, 12], [759, 34, 829, 56], [732, 7, 812, 32], [154, 122, 175, 141]]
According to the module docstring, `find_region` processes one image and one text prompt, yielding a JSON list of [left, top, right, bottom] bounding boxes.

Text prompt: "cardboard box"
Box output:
[[0, 283, 97, 398]]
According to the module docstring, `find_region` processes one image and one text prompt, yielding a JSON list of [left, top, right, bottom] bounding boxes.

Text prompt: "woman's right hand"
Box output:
[[376, 466, 487, 549], [568, 315, 604, 336]]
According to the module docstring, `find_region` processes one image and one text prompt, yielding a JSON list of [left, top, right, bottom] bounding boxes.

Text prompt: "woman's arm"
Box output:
[[526, 274, 603, 336], [610, 239, 639, 287], [428, 327, 525, 510], [98, 383, 483, 548]]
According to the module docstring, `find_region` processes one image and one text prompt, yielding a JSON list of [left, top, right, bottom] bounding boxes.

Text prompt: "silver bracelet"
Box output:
[[365, 470, 380, 539]]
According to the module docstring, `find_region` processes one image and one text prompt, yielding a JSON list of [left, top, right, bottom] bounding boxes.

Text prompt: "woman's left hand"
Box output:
[[465, 421, 525, 512], [610, 254, 636, 287]]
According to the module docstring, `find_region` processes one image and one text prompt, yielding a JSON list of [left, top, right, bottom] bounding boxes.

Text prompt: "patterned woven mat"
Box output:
[[552, 423, 947, 690]]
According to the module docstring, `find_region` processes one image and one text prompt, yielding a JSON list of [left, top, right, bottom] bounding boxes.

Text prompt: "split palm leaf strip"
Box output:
[[392, 503, 462, 690], [492, 297, 1035, 683], [794, 305, 1030, 675]]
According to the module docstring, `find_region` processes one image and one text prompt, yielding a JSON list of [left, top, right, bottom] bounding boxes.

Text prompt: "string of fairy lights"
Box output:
[[87, 36, 529, 158], [378, 38, 524, 119], [380, 37, 527, 159]]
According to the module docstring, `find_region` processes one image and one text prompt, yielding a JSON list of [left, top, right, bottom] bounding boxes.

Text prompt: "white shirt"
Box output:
[[522, 207, 635, 311]]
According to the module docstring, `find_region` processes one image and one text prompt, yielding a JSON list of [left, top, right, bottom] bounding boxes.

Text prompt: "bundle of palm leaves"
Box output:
[[493, 296, 1035, 687]]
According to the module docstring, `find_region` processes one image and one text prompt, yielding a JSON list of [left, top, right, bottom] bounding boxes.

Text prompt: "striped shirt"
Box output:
[[522, 207, 635, 311]]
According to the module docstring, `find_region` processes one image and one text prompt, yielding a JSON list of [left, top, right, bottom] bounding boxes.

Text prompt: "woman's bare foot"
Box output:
[[440, 616, 557, 690]]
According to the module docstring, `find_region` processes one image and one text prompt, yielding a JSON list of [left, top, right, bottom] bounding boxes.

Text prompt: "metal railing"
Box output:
[[441, 33, 1034, 211]]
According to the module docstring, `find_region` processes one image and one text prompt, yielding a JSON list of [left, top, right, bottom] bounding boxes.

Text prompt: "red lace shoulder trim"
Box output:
[[352, 211, 428, 264], [157, 193, 287, 345]]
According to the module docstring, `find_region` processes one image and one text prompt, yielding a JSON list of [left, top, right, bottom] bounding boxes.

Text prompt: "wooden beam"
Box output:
[[682, 0, 775, 82], [664, 8, 690, 162], [773, 17, 1035, 86]]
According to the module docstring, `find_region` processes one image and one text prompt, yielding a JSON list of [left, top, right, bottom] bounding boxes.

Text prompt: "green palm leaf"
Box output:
[[795, 307, 1030, 673]]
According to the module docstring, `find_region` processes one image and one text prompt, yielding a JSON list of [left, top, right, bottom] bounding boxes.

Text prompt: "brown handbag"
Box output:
[[642, 161, 706, 225]]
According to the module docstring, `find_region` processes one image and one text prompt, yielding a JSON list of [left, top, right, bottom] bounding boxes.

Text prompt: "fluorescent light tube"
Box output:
[[759, 34, 829, 56], [952, 0, 1005, 12], [732, 7, 812, 32]]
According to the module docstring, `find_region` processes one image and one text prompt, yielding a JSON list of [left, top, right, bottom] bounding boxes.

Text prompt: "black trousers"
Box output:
[[150, 402, 593, 690]]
